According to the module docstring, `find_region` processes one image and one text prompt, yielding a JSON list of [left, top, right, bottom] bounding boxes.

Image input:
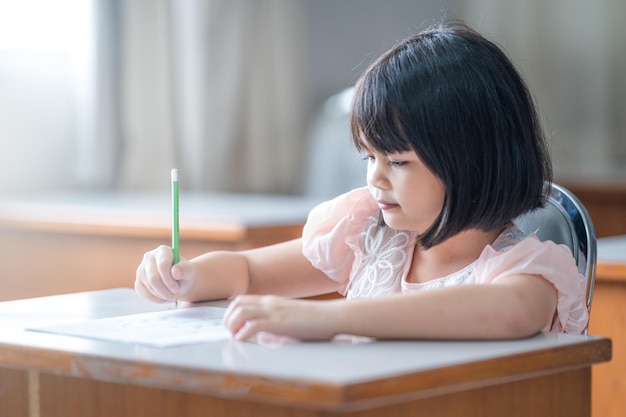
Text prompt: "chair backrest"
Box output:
[[514, 183, 597, 335]]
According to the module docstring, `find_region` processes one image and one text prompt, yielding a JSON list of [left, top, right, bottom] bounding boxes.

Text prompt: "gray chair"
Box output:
[[514, 183, 597, 335]]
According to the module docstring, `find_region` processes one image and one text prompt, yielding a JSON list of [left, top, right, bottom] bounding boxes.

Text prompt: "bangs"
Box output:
[[350, 66, 413, 155]]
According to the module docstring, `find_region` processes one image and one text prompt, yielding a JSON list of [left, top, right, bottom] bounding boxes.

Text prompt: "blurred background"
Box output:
[[1, 5, 625, 413], [0, 0, 625, 198]]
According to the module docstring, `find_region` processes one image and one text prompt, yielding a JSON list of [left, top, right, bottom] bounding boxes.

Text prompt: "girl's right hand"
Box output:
[[134, 245, 195, 303]]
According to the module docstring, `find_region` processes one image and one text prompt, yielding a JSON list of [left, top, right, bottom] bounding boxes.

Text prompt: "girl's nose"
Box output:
[[367, 160, 389, 189]]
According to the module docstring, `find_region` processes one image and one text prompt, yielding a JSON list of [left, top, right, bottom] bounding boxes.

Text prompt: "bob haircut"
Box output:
[[350, 21, 552, 249]]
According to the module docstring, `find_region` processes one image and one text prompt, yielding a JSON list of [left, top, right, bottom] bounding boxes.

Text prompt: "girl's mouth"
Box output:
[[377, 201, 399, 210]]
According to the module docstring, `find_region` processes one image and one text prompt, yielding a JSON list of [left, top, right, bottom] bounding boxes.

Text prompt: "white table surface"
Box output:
[[0, 288, 602, 386], [598, 235, 626, 263]]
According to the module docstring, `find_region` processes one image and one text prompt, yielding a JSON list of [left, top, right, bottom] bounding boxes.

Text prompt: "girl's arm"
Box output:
[[331, 275, 557, 339], [223, 274, 558, 340], [135, 238, 340, 303]]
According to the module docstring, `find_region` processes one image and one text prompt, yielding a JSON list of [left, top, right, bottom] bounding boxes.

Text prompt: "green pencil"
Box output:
[[171, 168, 180, 307]]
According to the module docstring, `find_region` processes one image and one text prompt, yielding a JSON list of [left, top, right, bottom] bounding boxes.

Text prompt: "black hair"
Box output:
[[350, 21, 552, 249]]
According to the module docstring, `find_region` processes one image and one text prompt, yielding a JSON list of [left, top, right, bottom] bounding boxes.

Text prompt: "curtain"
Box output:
[[453, 0, 626, 178], [75, 0, 308, 193], [72, 0, 122, 188]]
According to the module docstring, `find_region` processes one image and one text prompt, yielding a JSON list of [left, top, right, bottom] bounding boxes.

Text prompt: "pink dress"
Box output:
[[302, 187, 589, 334]]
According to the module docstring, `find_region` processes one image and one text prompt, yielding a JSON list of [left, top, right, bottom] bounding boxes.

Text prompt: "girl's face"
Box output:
[[364, 144, 445, 233]]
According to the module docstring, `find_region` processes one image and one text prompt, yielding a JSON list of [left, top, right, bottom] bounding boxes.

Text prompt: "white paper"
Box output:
[[28, 306, 231, 348]]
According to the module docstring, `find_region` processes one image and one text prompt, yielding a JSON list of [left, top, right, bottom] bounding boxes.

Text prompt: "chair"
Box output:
[[514, 183, 597, 335]]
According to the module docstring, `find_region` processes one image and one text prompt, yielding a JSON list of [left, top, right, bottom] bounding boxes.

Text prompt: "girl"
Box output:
[[135, 21, 588, 342]]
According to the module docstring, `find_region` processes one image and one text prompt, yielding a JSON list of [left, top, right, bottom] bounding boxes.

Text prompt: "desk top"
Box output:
[[598, 235, 626, 263], [0, 192, 325, 240], [0, 288, 611, 411], [597, 235, 626, 281]]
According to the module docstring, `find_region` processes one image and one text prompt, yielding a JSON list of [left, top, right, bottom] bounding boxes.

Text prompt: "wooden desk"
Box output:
[[0, 289, 611, 417], [589, 235, 626, 417], [561, 179, 626, 238], [0, 192, 323, 301]]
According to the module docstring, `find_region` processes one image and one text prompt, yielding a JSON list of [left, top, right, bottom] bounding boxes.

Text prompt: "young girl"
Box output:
[[135, 21, 588, 342]]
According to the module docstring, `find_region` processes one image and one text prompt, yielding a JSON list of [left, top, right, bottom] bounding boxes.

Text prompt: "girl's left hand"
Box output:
[[222, 295, 337, 341]]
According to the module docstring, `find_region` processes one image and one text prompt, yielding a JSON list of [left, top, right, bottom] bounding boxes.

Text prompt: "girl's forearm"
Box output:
[[328, 279, 555, 340], [180, 251, 251, 302], [179, 239, 340, 303]]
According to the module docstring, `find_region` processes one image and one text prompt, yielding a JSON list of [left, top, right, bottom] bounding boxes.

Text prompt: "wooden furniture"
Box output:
[[589, 235, 626, 417], [0, 192, 323, 301], [561, 179, 626, 238], [0, 288, 612, 417]]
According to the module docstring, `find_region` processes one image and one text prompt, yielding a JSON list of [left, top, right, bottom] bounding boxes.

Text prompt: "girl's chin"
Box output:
[[381, 214, 424, 233], [381, 216, 409, 231]]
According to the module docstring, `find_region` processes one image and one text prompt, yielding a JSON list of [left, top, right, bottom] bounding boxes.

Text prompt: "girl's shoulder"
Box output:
[[476, 224, 588, 334], [302, 187, 378, 238], [477, 223, 576, 278], [301, 187, 380, 290]]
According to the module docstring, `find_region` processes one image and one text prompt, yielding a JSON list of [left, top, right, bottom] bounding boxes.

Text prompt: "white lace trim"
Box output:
[[408, 265, 476, 291], [346, 223, 528, 299], [346, 216, 412, 299]]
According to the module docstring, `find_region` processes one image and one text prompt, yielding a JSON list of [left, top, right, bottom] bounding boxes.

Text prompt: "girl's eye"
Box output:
[[362, 155, 375, 162], [389, 161, 406, 167]]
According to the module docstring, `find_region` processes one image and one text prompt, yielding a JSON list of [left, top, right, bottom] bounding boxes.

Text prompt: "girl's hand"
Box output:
[[135, 245, 195, 303], [223, 295, 338, 341]]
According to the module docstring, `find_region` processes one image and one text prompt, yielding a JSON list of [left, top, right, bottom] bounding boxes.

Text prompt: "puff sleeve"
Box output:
[[474, 236, 589, 334], [301, 187, 378, 294]]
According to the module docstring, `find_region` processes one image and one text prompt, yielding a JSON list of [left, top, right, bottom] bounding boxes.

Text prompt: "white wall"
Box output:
[[302, 0, 449, 112], [0, 50, 73, 193], [0, 0, 451, 195], [1, 1, 623, 195]]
